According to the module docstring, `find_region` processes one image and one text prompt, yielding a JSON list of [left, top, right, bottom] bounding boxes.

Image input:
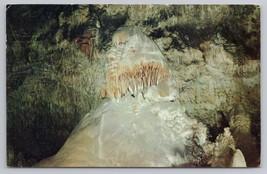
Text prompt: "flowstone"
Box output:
[[34, 27, 208, 167], [34, 26, 250, 167]]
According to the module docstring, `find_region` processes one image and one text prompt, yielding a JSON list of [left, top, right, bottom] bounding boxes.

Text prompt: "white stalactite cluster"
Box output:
[[101, 26, 170, 99]]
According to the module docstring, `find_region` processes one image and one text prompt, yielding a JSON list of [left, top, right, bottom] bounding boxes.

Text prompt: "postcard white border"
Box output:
[[1, 0, 266, 174]]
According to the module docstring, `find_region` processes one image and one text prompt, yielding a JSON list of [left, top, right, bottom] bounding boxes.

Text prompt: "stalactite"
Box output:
[[101, 26, 171, 99]]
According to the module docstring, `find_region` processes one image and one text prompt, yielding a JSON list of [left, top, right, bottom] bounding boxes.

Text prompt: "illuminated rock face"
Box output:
[[34, 95, 207, 167], [34, 27, 208, 167], [101, 27, 171, 99], [34, 26, 258, 168]]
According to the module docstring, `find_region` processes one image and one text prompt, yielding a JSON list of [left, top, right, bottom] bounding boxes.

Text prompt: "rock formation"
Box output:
[[101, 27, 171, 99], [34, 26, 207, 167], [6, 5, 260, 167]]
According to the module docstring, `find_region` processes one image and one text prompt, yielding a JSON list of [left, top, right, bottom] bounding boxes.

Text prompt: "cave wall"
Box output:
[[6, 4, 260, 167]]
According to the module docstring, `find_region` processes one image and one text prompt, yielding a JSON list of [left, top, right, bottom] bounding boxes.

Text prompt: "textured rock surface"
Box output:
[[209, 128, 236, 167], [228, 105, 260, 167], [7, 5, 260, 167]]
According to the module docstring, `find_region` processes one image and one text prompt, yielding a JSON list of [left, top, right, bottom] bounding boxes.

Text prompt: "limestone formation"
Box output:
[[209, 128, 236, 167], [101, 27, 171, 99], [34, 27, 207, 167], [7, 5, 260, 167], [231, 149, 247, 167]]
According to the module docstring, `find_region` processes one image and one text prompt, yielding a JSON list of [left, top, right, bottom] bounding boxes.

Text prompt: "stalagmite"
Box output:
[[209, 128, 236, 167], [34, 27, 200, 167], [229, 105, 260, 167], [230, 149, 247, 167]]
